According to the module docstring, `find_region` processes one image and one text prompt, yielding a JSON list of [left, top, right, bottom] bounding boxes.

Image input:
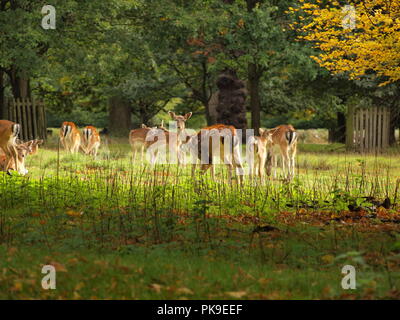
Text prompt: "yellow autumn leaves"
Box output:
[[295, 0, 400, 86]]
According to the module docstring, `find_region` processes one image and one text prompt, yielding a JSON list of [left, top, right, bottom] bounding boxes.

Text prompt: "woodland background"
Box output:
[[1, 0, 399, 143]]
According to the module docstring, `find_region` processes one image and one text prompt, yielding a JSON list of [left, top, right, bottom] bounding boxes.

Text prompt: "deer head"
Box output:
[[168, 111, 192, 131]]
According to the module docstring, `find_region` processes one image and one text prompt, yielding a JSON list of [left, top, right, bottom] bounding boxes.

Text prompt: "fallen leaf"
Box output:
[[149, 283, 163, 293], [321, 255, 334, 264], [176, 287, 194, 295], [226, 291, 247, 299]]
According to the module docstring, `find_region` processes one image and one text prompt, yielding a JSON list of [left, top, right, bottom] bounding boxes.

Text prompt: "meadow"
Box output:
[[0, 131, 399, 299]]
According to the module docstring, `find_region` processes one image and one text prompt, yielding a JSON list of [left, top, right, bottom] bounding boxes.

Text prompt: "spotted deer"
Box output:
[[0, 139, 40, 175], [129, 124, 158, 161], [60, 122, 81, 153], [82, 126, 101, 158], [168, 111, 192, 162], [182, 124, 244, 183], [263, 125, 298, 179], [247, 128, 273, 179], [0, 120, 22, 174], [145, 124, 184, 165]]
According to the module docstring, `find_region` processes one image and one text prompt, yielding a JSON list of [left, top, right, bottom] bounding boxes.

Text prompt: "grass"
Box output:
[[0, 133, 399, 300]]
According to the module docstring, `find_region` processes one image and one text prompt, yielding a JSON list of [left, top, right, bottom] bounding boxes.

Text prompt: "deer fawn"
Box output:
[[263, 125, 298, 179], [0, 120, 22, 174], [183, 124, 244, 183], [0, 139, 42, 175], [60, 122, 81, 153], [26, 139, 44, 155], [82, 126, 101, 158], [247, 128, 273, 179]]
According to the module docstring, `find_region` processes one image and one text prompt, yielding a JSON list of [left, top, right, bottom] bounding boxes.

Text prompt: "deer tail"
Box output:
[[285, 130, 297, 146]]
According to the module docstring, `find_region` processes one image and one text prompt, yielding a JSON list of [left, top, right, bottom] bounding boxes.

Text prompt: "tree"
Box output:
[[296, 0, 400, 86]]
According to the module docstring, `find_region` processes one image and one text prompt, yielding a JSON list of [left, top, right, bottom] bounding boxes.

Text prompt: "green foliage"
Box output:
[[0, 143, 399, 298]]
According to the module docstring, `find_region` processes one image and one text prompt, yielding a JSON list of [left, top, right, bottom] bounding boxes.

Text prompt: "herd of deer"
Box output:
[[0, 112, 298, 181], [129, 111, 298, 182]]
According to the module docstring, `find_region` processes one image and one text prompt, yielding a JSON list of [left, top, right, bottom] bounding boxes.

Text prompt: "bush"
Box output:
[[47, 108, 108, 128]]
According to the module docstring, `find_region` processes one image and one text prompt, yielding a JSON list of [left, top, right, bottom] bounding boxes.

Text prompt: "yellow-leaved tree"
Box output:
[[292, 0, 400, 86]]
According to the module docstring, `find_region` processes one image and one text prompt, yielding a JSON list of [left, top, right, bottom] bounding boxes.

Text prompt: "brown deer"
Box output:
[[247, 128, 273, 179], [263, 125, 298, 179], [168, 111, 192, 162], [0, 139, 40, 175], [129, 124, 158, 161], [82, 126, 101, 158], [60, 122, 81, 153], [0, 120, 21, 174], [182, 124, 244, 183]]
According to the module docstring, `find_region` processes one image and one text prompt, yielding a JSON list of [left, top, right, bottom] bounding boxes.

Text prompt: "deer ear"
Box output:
[[141, 124, 148, 129], [259, 128, 265, 136], [184, 112, 192, 120], [168, 111, 176, 119]]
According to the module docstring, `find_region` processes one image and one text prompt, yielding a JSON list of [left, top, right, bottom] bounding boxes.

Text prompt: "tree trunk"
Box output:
[[246, 0, 263, 136], [207, 91, 219, 125], [108, 96, 132, 137], [9, 67, 31, 99], [216, 69, 247, 130], [345, 104, 355, 150], [329, 112, 346, 143], [389, 109, 397, 145], [248, 63, 261, 136]]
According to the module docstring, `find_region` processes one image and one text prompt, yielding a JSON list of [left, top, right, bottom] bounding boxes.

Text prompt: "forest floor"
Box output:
[[0, 133, 399, 299]]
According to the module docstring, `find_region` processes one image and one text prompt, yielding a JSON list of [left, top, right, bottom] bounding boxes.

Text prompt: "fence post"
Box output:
[[346, 104, 355, 151]]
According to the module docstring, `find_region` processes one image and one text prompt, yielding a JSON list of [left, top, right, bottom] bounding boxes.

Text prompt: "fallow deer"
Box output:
[[247, 128, 273, 179], [16, 139, 44, 155], [60, 121, 81, 153], [129, 124, 157, 161], [0, 140, 36, 175], [145, 123, 185, 165], [0, 120, 21, 174], [168, 111, 192, 162], [82, 126, 101, 158], [182, 124, 244, 183], [263, 125, 298, 179]]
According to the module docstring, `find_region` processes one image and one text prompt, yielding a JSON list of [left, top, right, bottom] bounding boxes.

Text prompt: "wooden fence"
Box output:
[[346, 106, 390, 153], [6, 98, 47, 141]]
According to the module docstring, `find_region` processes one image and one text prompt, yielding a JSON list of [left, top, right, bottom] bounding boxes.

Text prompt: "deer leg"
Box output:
[[248, 155, 254, 177], [132, 146, 136, 162], [141, 145, 145, 164], [273, 154, 277, 179], [281, 149, 290, 180], [259, 153, 265, 179], [151, 149, 159, 166], [233, 146, 244, 182], [291, 144, 297, 178], [5, 145, 18, 173]]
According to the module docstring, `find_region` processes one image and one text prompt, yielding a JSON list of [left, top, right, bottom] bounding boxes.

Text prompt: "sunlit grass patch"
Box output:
[[1, 142, 399, 299]]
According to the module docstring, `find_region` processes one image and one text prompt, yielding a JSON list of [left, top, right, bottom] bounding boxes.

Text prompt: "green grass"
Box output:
[[0, 136, 399, 299]]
